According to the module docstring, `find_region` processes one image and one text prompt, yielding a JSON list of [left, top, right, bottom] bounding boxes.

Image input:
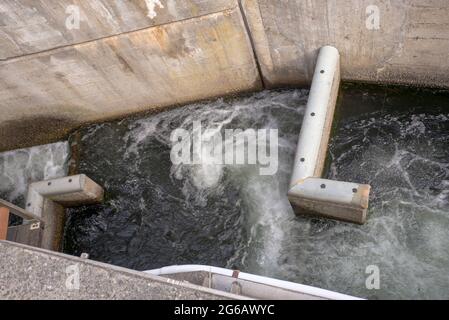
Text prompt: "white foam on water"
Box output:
[[68, 88, 449, 299], [307, 110, 449, 299], [123, 90, 308, 271], [0, 142, 69, 206]]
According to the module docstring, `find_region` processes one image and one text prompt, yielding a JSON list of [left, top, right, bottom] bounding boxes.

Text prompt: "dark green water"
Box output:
[[63, 84, 449, 299]]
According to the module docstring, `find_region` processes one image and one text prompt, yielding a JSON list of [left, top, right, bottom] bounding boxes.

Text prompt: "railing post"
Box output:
[[0, 207, 10, 240]]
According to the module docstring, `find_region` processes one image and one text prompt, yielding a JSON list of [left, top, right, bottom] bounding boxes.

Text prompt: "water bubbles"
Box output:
[[63, 85, 449, 299], [323, 100, 449, 299], [0, 142, 69, 207], [65, 89, 309, 272]]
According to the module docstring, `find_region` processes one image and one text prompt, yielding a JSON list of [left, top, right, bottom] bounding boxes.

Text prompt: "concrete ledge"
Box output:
[[0, 0, 239, 60], [0, 240, 241, 300], [26, 174, 104, 215]]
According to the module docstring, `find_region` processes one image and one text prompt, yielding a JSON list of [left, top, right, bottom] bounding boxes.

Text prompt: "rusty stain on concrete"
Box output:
[[0, 0, 238, 60], [151, 27, 193, 59], [0, 5, 261, 151]]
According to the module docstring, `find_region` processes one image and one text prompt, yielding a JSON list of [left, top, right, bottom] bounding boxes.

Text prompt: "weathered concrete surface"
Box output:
[[1, 0, 449, 152], [0, 0, 237, 60], [242, 0, 449, 88], [0, 240, 240, 299], [0, 5, 261, 151]]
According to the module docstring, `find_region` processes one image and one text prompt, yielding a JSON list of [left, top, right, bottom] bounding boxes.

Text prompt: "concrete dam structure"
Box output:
[[1, 0, 448, 152], [1, 0, 449, 301]]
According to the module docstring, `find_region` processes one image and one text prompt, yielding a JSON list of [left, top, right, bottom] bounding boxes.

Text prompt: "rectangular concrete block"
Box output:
[[25, 174, 104, 251], [40, 199, 65, 251], [38, 174, 104, 207], [289, 189, 369, 225]]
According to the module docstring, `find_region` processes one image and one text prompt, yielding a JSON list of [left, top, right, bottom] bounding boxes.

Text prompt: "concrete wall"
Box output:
[[0, 0, 261, 151], [1, 0, 449, 151], [0, 0, 236, 59], [0, 240, 239, 299], [242, 0, 449, 87]]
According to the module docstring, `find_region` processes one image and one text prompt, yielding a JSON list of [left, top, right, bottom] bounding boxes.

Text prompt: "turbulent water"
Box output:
[[320, 85, 449, 299], [64, 85, 449, 299], [64, 90, 306, 270], [0, 142, 69, 208]]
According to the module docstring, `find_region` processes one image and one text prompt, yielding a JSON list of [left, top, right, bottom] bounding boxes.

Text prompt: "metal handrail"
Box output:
[[0, 199, 43, 223]]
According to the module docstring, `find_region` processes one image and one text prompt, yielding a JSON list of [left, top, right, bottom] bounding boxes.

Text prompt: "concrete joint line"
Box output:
[[288, 46, 371, 225], [238, 0, 266, 88], [0, 7, 239, 64]]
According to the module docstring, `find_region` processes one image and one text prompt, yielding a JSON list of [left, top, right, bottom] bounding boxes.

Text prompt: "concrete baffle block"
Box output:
[[25, 174, 104, 251], [288, 46, 371, 224]]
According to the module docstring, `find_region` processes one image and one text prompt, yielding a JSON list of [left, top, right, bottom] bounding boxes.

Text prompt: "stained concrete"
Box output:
[[242, 0, 449, 88], [1, 0, 449, 152], [0, 0, 237, 60], [0, 4, 261, 151], [1, 1, 449, 300], [0, 240, 240, 299]]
